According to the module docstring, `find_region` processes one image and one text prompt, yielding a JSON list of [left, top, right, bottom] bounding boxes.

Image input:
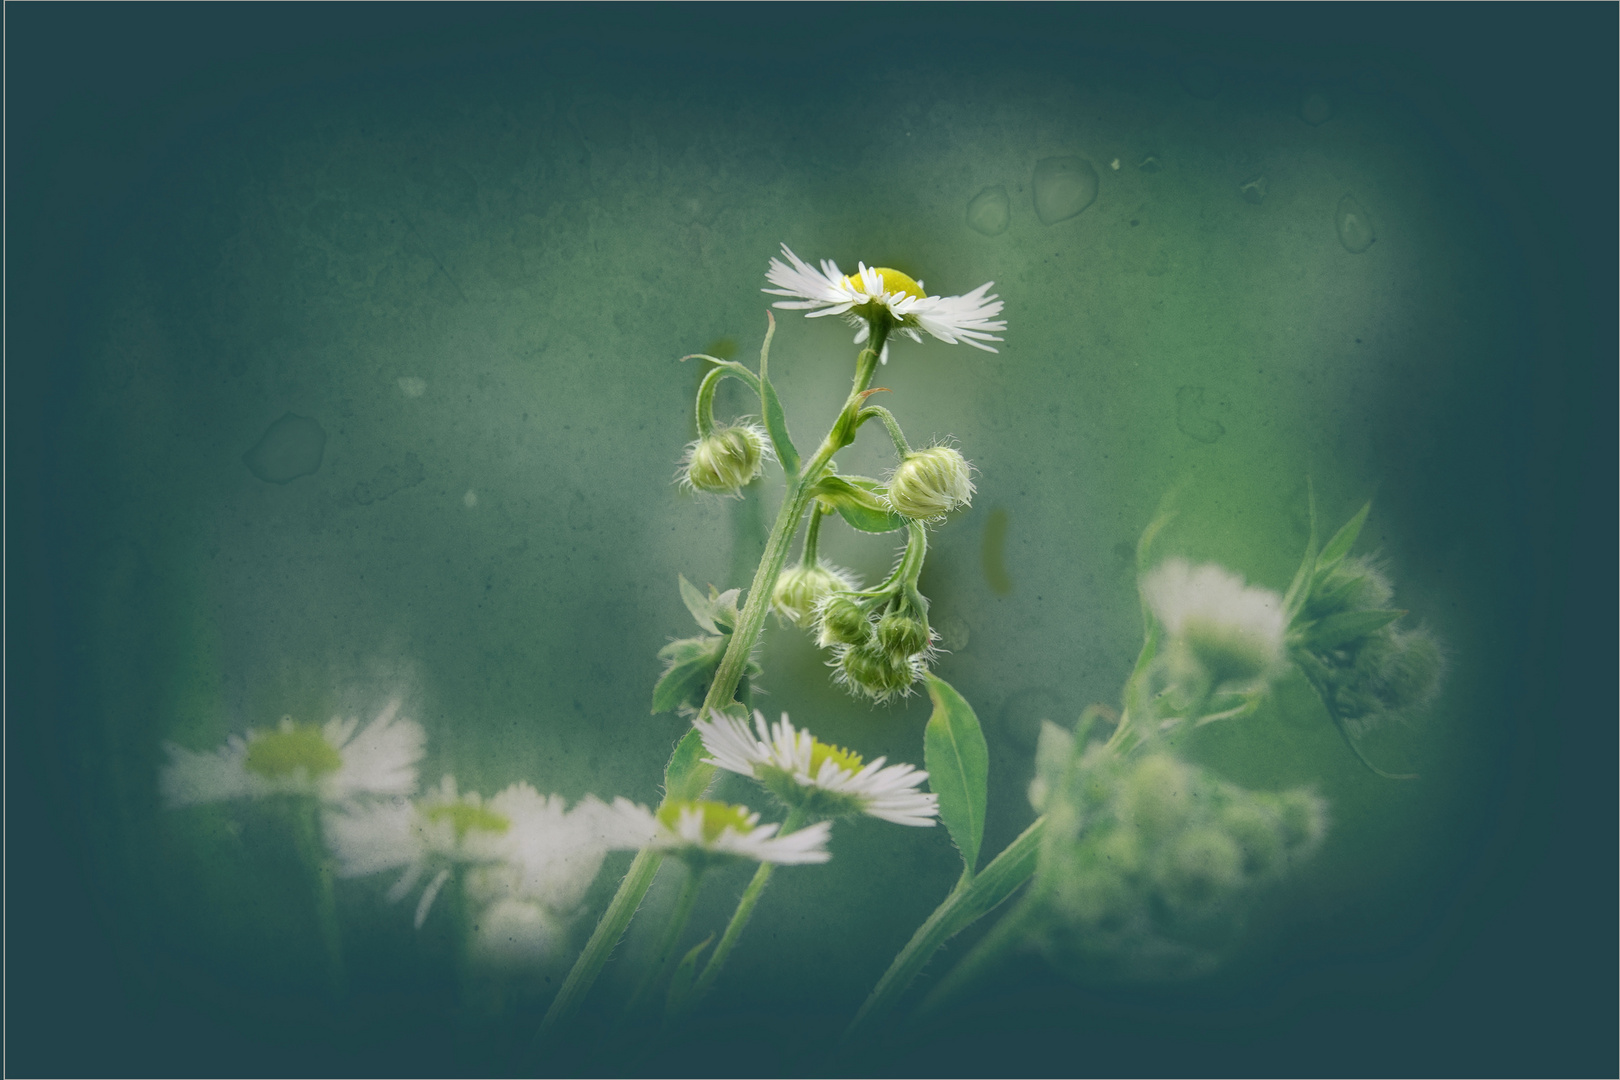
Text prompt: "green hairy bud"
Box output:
[[772, 563, 857, 629], [837, 644, 918, 701], [876, 610, 932, 659], [682, 424, 766, 495], [885, 446, 974, 520], [817, 595, 875, 648]]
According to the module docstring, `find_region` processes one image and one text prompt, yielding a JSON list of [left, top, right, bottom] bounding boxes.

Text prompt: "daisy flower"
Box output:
[[160, 698, 424, 808], [324, 776, 637, 928], [1142, 559, 1286, 690], [694, 710, 939, 827], [606, 797, 832, 866], [764, 244, 1006, 360]]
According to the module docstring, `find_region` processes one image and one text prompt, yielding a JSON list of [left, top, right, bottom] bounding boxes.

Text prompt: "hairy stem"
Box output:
[[843, 815, 1046, 1043]]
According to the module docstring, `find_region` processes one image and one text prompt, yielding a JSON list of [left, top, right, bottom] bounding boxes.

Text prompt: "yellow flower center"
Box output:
[[424, 801, 512, 837], [809, 739, 864, 777], [244, 721, 342, 779], [659, 799, 754, 843], [844, 267, 926, 301]]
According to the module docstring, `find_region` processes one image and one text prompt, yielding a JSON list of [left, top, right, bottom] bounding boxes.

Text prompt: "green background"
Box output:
[[8, 6, 1614, 1077]]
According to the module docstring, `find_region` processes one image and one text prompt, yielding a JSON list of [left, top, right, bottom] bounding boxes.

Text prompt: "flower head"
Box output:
[[1142, 559, 1286, 691], [695, 710, 938, 826], [764, 244, 1006, 360], [160, 698, 424, 808], [607, 797, 832, 866]]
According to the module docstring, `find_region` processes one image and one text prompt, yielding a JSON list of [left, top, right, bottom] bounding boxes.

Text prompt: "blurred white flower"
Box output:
[[1142, 559, 1286, 690], [764, 244, 1006, 359], [324, 776, 639, 928], [160, 698, 424, 808], [696, 710, 938, 827]]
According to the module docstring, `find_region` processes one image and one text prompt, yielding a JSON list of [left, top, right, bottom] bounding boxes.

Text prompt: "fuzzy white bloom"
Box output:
[[606, 797, 832, 865], [1142, 559, 1287, 688], [160, 698, 424, 808], [764, 244, 1006, 359], [323, 776, 640, 928], [695, 710, 939, 827]]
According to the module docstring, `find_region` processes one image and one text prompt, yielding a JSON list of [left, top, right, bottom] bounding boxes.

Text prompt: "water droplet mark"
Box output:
[[1336, 195, 1376, 253], [1300, 90, 1334, 126], [398, 376, 427, 398], [1032, 157, 1099, 225], [965, 185, 1010, 236], [982, 507, 1014, 595], [353, 453, 426, 505], [243, 413, 326, 484], [1239, 175, 1269, 205], [1175, 386, 1226, 444]]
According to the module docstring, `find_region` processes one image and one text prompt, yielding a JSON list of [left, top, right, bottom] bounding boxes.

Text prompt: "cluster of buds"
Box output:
[[817, 588, 937, 702], [1027, 720, 1327, 981]]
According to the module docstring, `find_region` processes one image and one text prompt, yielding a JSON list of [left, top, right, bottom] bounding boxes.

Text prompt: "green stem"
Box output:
[[682, 806, 810, 1014], [535, 846, 663, 1042], [694, 364, 725, 437], [623, 863, 705, 1020], [842, 815, 1046, 1043], [859, 404, 913, 458], [799, 501, 825, 566], [913, 893, 1039, 1019], [290, 796, 346, 1001], [536, 332, 885, 1050]]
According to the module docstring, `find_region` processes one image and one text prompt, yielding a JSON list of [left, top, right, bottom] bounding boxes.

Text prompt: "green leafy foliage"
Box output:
[[655, 579, 758, 714], [663, 728, 714, 804], [924, 675, 989, 875]]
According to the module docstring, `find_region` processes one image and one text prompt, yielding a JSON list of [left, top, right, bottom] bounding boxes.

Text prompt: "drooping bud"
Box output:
[[885, 446, 975, 520], [681, 424, 766, 495], [816, 595, 875, 648], [876, 610, 932, 659], [837, 644, 919, 701], [772, 563, 858, 629]]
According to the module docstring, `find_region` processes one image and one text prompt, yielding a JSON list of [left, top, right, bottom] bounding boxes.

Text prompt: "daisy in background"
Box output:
[[606, 797, 833, 867], [324, 776, 639, 930], [694, 709, 938, 827], [1142, 559, 1287, 696], [764, 243, 1006, 361], [160, 698, 424, 808]]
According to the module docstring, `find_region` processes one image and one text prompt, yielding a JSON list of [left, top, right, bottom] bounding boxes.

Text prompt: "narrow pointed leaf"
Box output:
[[678, 575, 719, 634], [924, 675, 989, 875], [1316, 501, 1371, 570], [652, 654, 719, 715], [811, 475, 906, 534], [760, 376, 799, 478], [665, 933, 715, 1017], [663, 728, 713, 803], [1305, 608, 1405, 650]]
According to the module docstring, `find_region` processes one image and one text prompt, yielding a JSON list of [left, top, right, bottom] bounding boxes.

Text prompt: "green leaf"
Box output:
[[811, 475, 906, 534], [924, 675, 989, 875], [663, 728, 713, 803], [1316, 501, 1371, 571], [709, 587, 742, 633], [652, 653, 719, 715], [665, 933, 715, 1017], [1304, 608, 1405, 650], [678, 575, 720, 634]]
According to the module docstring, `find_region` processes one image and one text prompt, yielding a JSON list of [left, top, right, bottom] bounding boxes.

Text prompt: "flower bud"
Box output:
[[885, 446, 974, 520], [681, 424, 766, 495], [816, 595, 875, 648], [772, 563, 858, 629], [876, 611, 932, 659], [837, 644, 918, 701]]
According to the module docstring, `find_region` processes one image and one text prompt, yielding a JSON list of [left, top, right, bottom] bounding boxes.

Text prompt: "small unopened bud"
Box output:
[[816, 595, 875, 648], [885, 446, 974, 520], [681, 424, 766, 495], [772, 563, 857, 629], [876, 611, 932, 659], [1141, 559, 1285, 690], [837, 644, 918, 701]]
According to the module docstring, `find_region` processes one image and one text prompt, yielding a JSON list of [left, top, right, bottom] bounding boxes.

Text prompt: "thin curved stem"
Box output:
[[913, 893, 1040, 1020], [623, 863, 705, 1020], [681, 806, 810, 1015]]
